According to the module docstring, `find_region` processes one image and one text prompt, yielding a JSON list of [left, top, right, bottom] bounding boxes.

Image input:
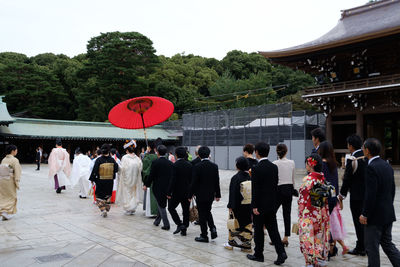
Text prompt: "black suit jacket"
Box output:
[[191, 157, 201, 166], [251, 159, 279, 214], [340, 150, 366, 201], [36, 151, 41, 161], [190, 159, 221, 202], [362, 157, 396, 226], [145, 156, 174, 200], [168, 159, 192, 199]]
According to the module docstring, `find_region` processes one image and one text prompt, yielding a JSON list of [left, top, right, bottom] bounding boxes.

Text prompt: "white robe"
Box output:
[[48, 147, 71, 188], [70, 154, 92, 197], [116, 153, 143, 212]]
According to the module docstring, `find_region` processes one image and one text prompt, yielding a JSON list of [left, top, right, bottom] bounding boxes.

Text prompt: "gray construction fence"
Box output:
[[180, 103, 325, 169]]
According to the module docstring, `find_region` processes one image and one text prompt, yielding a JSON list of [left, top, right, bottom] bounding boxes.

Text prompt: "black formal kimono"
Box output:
[[227, 170, 252, 250]]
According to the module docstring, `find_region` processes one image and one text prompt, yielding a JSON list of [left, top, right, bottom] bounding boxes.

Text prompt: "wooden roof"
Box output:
[[260, 0, 400, 59]]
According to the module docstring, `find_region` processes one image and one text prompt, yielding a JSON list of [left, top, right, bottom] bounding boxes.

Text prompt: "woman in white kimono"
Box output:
[[70, 147, 92, 198], [0, 145, 22, 220], [48, 139, 71, 193], [116, 140, 143, 215]]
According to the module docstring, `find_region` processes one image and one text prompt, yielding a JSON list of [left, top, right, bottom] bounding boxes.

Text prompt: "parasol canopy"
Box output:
[[108, 96, 174, 145]]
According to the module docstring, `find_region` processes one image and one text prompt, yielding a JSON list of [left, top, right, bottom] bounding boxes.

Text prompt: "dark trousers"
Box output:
[[154, 200, 170, 228], [276, 184, 293, 237], [36, 161, 40, 170], [197, 200, 215, 238], [253, 212, 285, 258], [168, 197, 189, 228], [365, 223, 400, 267], [350, 200, 365, 251]]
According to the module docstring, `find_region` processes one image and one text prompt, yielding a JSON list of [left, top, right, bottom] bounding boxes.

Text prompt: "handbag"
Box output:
[[189, 198, 199, 222], [227, 211, 239, 230], [292, 223, 299, 235]]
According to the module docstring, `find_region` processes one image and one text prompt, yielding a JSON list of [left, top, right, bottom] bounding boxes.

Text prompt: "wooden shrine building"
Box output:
[[260, 0, 400, 164]]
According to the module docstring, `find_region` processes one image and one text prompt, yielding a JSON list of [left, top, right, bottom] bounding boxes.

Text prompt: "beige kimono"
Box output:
[[0, 155, 22, 214]]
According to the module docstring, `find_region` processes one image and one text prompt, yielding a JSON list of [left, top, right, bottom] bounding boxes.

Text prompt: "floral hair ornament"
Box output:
[[307, 157, 317, 168], [123, 139, 137, 149]]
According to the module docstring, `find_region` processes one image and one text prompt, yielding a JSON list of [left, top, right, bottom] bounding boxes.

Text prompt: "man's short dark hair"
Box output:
[[311, 128, 326, 143], [255, 142, 270, 157], [110, 148, 117, 155], [364, 138, 381, 156], [346, 134, 362, 150], [243, 144, 254, 154], [198, 146, 211, 159], [175, 146, 187, 159], [157, 145, 167, 156]]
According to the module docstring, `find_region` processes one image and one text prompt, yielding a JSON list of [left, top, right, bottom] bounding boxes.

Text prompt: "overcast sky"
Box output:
[[0, 0, 367, 60]]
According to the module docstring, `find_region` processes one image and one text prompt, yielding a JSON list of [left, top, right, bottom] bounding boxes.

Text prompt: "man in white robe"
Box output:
[[70, 147, 92, 198], [116, 140, 143, 215], [48, 139, 71, 193]]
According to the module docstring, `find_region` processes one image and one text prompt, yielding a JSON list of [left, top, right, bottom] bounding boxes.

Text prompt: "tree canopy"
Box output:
[[0, 31, 315, 121]]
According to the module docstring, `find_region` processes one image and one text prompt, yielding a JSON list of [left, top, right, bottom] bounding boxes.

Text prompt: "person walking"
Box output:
[[142, 142, 158, 217], [189, 146, 221, 243], [167, 146, 192, 236], [70, 147, 92, 199], [299, 154, 330, 267], [89, 144, 119, 217], [247, 142, 287, 265], [35, 147, 41, 171], [48, 138, 71, 194], [360, 138, 400, 267], [338, 134, 366, 256], [144, 145, 173, 230], [0, 145, 22, 220], [243, 144, 258, 170], [116, 140, 143, 215], [224, 156, 253, 253], [272, 143, 295, 247]]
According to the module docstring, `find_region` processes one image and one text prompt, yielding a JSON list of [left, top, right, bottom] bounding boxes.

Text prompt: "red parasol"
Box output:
[[108, 96, 174, 146]]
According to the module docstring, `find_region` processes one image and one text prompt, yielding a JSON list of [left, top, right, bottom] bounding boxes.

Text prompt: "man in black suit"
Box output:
[[360, 138, 400, 267], [167, 146, 192, 236], [311, 128, 326, 153], [189, 146, 221, 243], [247, 142, 287, 265], [338, 134, 366, 256], [35, 147, 41, 171], [190, 145, 201, 166], [144, 145, 173, 230]]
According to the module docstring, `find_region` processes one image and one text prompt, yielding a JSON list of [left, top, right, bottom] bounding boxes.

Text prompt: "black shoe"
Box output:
[[247, 254, 264, 262], [153, 221, 160, 227], [328, 245, 338, 260], [180, 228, 187, 236], [274, 252, 287, 265], [195, 236, 209, 243], [56, 187, 61, 194], [348, 248, 366, 256], [173, 225, 182, 234], [194, 220, 200, 225], [161, 226, 170, 231], [210, 228, 218, 239], [35, 169, 39, 171], [79, 196, 87, 199]]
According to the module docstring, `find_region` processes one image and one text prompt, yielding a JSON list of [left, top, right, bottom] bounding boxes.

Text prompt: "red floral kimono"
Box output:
[[298, 172, 330, 266]]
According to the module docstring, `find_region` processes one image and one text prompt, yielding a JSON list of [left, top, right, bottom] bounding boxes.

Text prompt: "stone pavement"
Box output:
[[0, 164, 399, 266]]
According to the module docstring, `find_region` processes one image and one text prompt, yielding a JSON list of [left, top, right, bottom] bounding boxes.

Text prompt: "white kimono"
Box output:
[[116, 153, 143, 213], [70, 154, 92, 197], [48, 147, 71, 188]]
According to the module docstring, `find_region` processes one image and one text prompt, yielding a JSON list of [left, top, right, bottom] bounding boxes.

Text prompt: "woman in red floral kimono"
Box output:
[[298, 154, 330, 267]]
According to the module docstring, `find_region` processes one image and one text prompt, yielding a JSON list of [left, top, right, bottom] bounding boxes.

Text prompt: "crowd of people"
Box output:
[[1, 129, 400, 267]]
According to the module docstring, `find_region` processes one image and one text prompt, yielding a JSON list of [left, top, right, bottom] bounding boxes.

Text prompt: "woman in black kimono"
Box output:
[[224, 156, 253, 252], [89, 144, 119, 217]]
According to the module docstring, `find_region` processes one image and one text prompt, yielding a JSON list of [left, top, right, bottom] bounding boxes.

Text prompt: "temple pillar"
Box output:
[[326, 114, 332, 142]]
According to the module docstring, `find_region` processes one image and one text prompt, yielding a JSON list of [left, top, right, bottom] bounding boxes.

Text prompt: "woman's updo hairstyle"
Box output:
[[305, 153, 323, 172], [236, 156, 250, 171], [276, 143, 288, 159], [6, 144, 17, 155]]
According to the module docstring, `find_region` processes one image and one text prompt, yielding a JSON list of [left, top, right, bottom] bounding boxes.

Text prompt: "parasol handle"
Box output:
[[140, 112, 149, 148]]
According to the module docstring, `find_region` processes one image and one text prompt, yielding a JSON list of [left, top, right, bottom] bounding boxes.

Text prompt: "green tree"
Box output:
[[76, 31, 159, 121]]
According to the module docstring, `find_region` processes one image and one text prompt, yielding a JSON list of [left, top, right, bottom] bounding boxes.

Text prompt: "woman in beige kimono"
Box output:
[[0, 145, 22, 220]]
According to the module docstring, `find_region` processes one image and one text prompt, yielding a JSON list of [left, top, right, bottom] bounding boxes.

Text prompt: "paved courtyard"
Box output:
[[0, 164, 399, 266]]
